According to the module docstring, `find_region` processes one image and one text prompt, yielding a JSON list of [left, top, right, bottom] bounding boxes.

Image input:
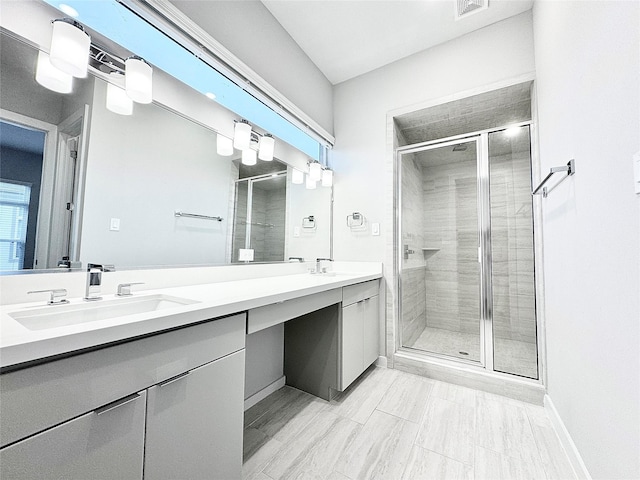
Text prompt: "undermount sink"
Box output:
[[10, 294, 199, 331]]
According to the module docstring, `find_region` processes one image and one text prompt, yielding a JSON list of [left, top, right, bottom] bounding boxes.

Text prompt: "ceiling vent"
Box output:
[[455, 0, 488, 19]]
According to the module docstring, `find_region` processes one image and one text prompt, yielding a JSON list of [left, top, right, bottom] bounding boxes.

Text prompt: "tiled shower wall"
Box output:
[[490, 152, 536, 343], [401, 149, 536, 346], [232, 181, 286, 263], [262, 186, 286, 262], [422, 158, 480, 336], [400, 155, 427, 345]]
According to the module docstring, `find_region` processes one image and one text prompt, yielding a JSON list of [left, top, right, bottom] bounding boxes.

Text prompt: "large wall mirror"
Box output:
[[0, 2, 332, 273]]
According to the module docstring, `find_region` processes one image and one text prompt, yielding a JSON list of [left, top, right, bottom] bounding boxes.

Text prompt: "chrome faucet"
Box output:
[[28, 288, 69, 305], [84, 263, 115, 301], [315, 257, 333, 274]]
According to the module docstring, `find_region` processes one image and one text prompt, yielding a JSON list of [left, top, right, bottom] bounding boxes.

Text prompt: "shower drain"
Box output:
[[458, 351, 469, 356]]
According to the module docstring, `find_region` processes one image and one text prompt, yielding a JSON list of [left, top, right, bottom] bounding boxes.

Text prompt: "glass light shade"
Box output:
[[35, 51, 73, 93], [305, 175, 317, 190], [292, 169, 304, 184], [125, 56, 153, 104], [106, 73, 133, 115], [233, 120, 252, 150], [58, 4, 79, 17], [242, 148, 257, 166], [321, 169, 333, 187], [49, 19, 90, 78], [309, 162, 322, 182], [216, 133, 234, 156], [258, 134, 275, 161]]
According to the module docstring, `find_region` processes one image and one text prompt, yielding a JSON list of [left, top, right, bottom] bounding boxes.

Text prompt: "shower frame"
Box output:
[[395, 120, 537, 377], [233, 170, 287, 256]]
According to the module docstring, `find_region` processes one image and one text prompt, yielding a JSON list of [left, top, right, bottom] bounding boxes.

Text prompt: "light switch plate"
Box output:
[[238, 248, 254, 261], [110, 218, 120, 231], [372, 222, 380, 236]]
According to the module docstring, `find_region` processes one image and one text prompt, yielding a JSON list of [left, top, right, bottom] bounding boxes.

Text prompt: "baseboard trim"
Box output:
[[375, 355, 388, 368], [544, 395, 592, 480], [244, 376, 286, 411]]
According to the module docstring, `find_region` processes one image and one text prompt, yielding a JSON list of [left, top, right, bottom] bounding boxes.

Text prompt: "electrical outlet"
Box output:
[[372, 222, 380, 236]]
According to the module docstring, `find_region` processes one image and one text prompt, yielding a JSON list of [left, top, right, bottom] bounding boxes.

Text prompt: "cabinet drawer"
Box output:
[[1, 313, 245, 448], [145, 350, 244, 480], [248, 289, 342, 334], [0, 390, 146, 480], [342, 280, 379, 306]]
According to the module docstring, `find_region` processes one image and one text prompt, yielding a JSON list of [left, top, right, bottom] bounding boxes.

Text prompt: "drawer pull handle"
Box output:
[[159, 371, 190, 387], [96, 393, 140, 415]]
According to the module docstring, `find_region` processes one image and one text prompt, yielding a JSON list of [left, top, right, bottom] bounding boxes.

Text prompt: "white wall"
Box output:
[[533, 2, 640, 479], [286, 171, 332, 262], [331, 12, 536, 362], [331, 11, 535, 263], [80, 79, 233, 267], [169, 0, 333, 136]]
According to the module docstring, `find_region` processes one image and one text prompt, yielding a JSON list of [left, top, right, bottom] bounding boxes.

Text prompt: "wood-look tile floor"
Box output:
[[243, 367, 576, 480]]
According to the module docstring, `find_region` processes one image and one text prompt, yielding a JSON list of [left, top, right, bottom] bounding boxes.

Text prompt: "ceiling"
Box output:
[[261, 0, 534, 84]]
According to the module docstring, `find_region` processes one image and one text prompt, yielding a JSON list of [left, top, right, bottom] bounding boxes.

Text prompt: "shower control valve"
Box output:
[[403, 244, 415, 260]]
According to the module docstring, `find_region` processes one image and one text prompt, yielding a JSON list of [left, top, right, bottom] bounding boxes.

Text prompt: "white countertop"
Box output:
[[0, 270, 381, 370]]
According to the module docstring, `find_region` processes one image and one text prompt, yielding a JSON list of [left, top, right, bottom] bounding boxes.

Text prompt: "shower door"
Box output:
[[232, 172, 286, 263], [397, 126, 539, 379], [398, 137, 485, 364]]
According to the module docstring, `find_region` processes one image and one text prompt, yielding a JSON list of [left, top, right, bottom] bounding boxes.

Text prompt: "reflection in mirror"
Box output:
[[0, 26, 332, 273]]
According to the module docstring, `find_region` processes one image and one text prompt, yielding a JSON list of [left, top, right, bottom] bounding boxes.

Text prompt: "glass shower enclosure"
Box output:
[[232, 171, 287, 263], [397, 124, 538, 379]]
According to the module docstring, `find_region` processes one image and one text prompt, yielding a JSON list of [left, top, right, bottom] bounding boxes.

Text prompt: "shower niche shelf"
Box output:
[[421, 248, 440, 257]]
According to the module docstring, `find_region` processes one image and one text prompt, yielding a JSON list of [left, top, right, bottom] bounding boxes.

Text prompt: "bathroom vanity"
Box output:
[[0, 264, 382, 479]]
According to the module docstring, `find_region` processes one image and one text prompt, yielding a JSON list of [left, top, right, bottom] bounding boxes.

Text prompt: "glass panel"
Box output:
[[489, 125, 538, 379], [400, 140, 482, 362], [231, 181, 248, 262], [249, 175, 286, 263]]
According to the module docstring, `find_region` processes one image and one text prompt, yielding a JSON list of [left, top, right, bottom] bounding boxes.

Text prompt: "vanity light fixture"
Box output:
[[242, 147, 257, 166], [49, 18, 91, 78], [258, 133, 275, 161], [58, 3, 79, 17], [305, 175, 317, 190], [125, 56, 153, 104], [233, 119, 252, 150], [292, 168, 304, 184], [106, 72, 133, 115], [321, 168, 333, 187], [308, 161, 322, 182], [35, 51, 73, 93], [216, 133, 234, 156]]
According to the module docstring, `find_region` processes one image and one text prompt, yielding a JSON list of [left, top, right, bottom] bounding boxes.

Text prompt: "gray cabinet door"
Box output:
[[363, 295, 380, 368], [144, 350, 245, 480], [341, 301, 364, 390], [0, 391, 146, 480]]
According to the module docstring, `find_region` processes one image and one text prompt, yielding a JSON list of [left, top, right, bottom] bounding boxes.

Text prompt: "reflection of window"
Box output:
[[0, 180, 31, 270]]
